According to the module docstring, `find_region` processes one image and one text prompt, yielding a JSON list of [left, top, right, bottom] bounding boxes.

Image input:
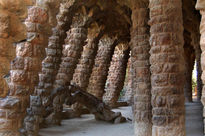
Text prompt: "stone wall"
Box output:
[[0, 6, 48, 135], [0, 0, 64, 134], [196, 0, 205, 134], [0, 0, 34, 97]]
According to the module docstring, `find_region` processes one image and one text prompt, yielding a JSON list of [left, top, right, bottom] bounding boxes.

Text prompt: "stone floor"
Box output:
[[185, 101, 203, 136], [39, 102, 203, 136], [39, 106, 134, 136]]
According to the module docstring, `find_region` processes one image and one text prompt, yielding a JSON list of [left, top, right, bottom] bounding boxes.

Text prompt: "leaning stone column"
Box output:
[[36, 0, 80, 118], [149, 0, 185, 135], [0, 7, 48, 136], [71, 25, 103, 113], [0, 0, 32, 97], [21, 2, 81, 135], [103, 44, 129, 107], [72, 24, 103, 91], [87, 36, 116, 99], [196, 0, 205, 134], [51, 9, 98, 124], [130, 2, 152, 136]]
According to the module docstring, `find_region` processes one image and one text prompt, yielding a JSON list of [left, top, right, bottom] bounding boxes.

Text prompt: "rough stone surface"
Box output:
[[0, 0, 203, 136], [183, 31, 195, 103], [103, 44, 129, 107], [123, 58, 134, 105], [0, 6, 49, 135], [130, 3, 152, 136], [50, 6, 98, 125], [197, 0, 205, 134], [71, 24, 103, 113], [183, 0, 201, 103], [0, 0, 33, 98], [149, 0, 186, 135], [72, 24, 103, 91], [21, 1, 82, 135], [87, 36, 116, 100]]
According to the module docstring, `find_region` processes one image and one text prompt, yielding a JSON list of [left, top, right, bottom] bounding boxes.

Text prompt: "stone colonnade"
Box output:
[[0, 0, 205, 136]]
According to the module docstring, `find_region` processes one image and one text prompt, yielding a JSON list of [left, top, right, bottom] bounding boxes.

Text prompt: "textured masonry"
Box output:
[[71, 25, 103, 113], [149, 0, 186, 135], [103, 44, 129, 107], [196, 0, 205, 134], [72, 25, 103, 90], [0, 0, 33, 98], [51, 8, 98, 124], [0, 6, 48, 136], [130, 3, 152, 136], [182, 0, 201, 103], [200, 11, 205, 135], [0, 0, 203, 136], [87, 36, 116, 99], [21, 1, 83, 135], [123, 57, 134, 105], [183, 31, 195, 102]]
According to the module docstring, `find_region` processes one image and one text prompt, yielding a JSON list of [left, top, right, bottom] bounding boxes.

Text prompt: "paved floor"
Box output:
[[185, 101, 203, 136], [39, 106, 134, 136], [39, 102, 203, 136]]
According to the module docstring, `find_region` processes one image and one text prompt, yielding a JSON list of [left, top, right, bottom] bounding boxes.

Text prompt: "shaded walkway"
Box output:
[[186, 101, 203, 136], [39, 107, 134, 136], [39, 103, 203, 136]]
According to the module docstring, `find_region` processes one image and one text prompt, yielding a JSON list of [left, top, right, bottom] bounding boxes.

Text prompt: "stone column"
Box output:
[[87, 36, 116, 100], [21, 2, 81, 135], [149, 0, 185, 135], [183, 31, 195, 103], [36, 1, 79, 118], [130, 3, 152, 136], [52, 27, 87, 125], [0, 0, 33, 98], [51, 9, 97, 124], [71, 25, 103, 114], [72, 25, 103, 91], [123, 57, 134, 105], [103, 44, 129, 107], [196, 0, 205, 134], [196, 52, 202, 100], [0, 7, 48, 136], [195, 39, 202, 101], [184, 50, 195, 103]]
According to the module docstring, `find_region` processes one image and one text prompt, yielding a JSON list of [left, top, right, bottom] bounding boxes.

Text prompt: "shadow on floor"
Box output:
[[39, 107, 134, 136], [185, 101, 203, 136], [39, 103, 204, 136]]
